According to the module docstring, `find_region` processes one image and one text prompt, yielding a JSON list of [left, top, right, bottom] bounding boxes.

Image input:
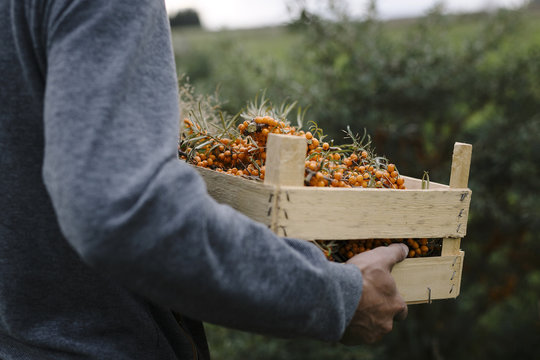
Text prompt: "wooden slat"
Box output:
[[272, 186, 471, 240], [195, 166, 275, 227], [392, 251, 464, 303], [442, 143, 473, 256], [449, 143, 473, 189], [194, 165, 472, 241], [402, 176, 448, 190], [264, 134, 307, 187]]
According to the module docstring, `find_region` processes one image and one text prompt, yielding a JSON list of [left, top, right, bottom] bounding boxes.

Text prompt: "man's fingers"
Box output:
[[394, 303, 408, 322], [376, 243, 409, 271]]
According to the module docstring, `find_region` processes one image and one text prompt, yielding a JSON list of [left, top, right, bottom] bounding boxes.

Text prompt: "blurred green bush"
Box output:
[[173, 2, 540, 359]]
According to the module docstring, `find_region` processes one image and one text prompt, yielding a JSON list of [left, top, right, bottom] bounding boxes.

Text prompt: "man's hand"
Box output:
[[341, 243, 409, 345]]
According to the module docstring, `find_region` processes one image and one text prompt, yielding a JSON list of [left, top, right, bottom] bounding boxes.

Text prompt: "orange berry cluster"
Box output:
[[179, 115, 406, 189], [319, 238, 440, 262], [305, 147, 405, 189], [238, 116, 301, 150], [179, 118, 268, 179]]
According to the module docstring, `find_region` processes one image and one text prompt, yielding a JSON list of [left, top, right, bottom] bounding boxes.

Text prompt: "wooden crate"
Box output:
[[193, 134, 472, 304]]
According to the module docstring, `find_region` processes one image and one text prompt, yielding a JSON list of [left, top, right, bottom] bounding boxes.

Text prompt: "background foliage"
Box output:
[[172, 1, 540, 359], [169, 8, 202, 29]]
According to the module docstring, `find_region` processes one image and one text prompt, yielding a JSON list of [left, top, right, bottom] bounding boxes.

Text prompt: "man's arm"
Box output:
[[41, 0, 362, 342]]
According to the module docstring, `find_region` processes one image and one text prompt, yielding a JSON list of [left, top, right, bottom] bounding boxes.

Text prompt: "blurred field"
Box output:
[[172, 8, 540, 72], [172, 25, 301, 58], [171, 4, 540, 360]]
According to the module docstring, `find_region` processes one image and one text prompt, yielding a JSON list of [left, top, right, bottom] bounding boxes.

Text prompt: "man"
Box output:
[[0, 0, 407, 359]]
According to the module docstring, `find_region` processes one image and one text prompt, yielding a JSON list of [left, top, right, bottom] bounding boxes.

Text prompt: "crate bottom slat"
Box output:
[[392, 251, 464, 304]]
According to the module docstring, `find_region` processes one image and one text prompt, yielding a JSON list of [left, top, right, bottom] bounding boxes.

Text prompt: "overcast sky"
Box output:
[[164, 0, 527, 30]]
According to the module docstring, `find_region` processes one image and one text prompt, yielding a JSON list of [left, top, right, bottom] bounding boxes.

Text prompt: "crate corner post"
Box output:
[[264, 133, 307, 187], [263, 134, 307, 236], [442, 142, 472, 257]]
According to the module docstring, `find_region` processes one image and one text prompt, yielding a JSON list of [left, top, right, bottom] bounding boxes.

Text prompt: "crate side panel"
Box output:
[[195, 167, 275, 227], [274, 187, 471, 240], [392, 252, 464, 303], [402, 176, 449, 190]]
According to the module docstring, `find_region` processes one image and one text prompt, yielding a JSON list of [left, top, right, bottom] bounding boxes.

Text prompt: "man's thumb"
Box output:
[[379, 243, 408, 271]]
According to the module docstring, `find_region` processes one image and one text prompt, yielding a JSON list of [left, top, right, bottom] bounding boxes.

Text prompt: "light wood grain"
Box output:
[[442, 143, 473, 256], [402, 176, 448, 190], [449, 143, 473, 189], [193, 166, 471, 240], [441, 238, 462, 256], [195, 166, 275, 227], [272, 186, 471, 240], [264, 134, 307, 187], [392, 251, 464, 303]]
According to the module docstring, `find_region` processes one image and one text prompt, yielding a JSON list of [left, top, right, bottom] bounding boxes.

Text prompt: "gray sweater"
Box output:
[[0, 0, 363, 359]]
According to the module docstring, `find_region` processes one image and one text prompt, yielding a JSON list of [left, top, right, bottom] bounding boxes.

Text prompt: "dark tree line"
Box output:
[[169, 9, 201, 28]]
